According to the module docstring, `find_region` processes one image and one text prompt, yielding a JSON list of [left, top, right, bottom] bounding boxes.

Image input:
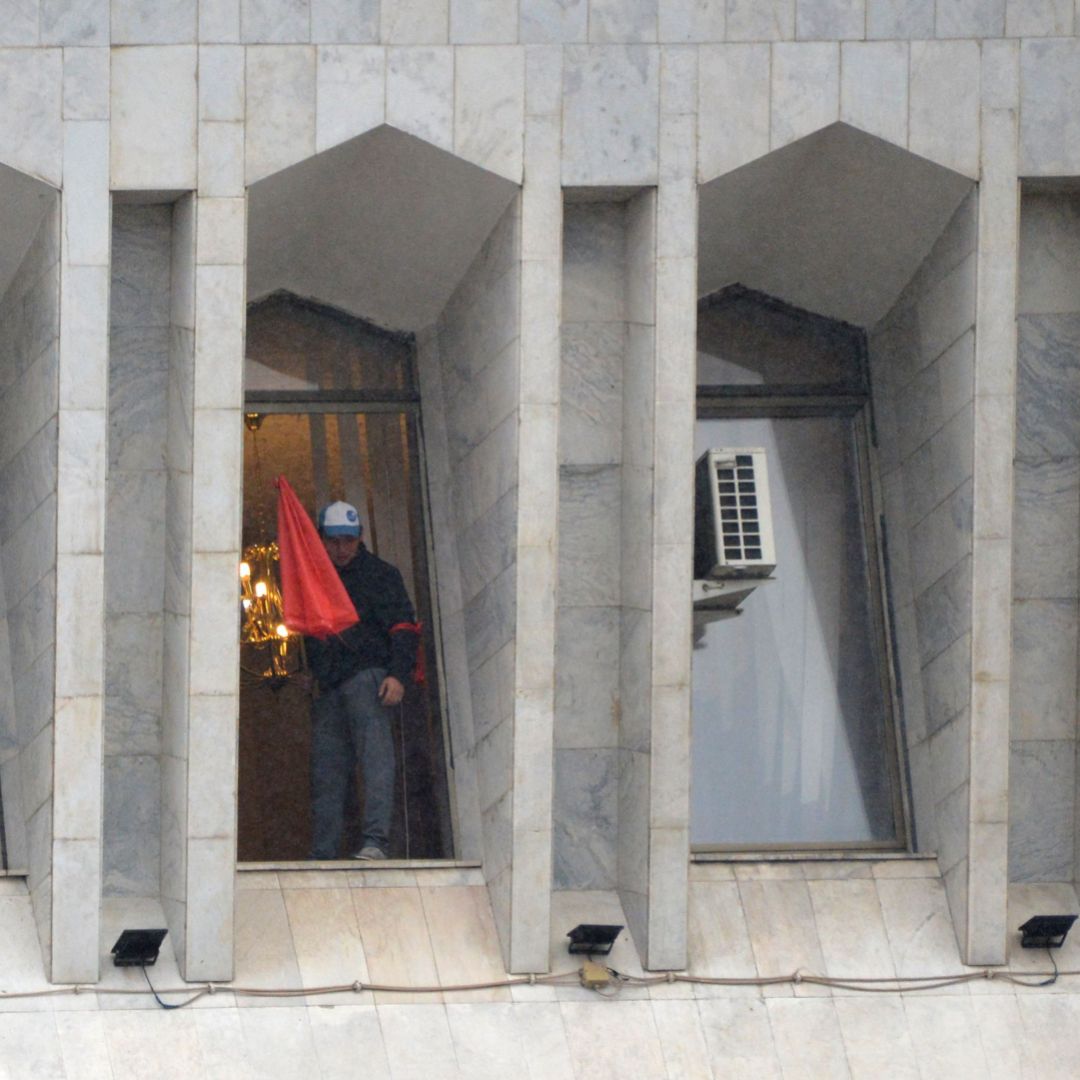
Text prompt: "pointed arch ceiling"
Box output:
[[698, 123, 974, 328], [247, 125, 518, 333], [0, 162, 57, 301]]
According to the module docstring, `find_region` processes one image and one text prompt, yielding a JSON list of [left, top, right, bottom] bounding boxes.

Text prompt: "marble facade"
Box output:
[[0, 0, 1077, 1024], [0, 194, 60, 972], [1012, 190, 1080, 885], [869, 193, 980, 955]]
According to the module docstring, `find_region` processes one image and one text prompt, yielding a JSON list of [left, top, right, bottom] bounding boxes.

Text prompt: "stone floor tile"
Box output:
[[870, 857, 940, 879], [352, 886, 442, 1004], [282, 887, 374, 1005], [808, 879, 896, 993], [738, 879, 830, 997], [419, 886, 510, 1003], [0, 1012, 65, 1078], [101, 1009, 206, 1079], [560, 999, 668, 1080], [767, 997, 852, 1079], [799, 861, 873, 881], [902, 995, 989, 1078], [697, 996, 782, 1078], [347, 869, 419, 888], [732, 862, 806, 881], [54, 1012, 113, 1080], [238, 1006, 319, 1080], [1016, 992, 1080, 1079], [0, 895, 55, 1011], [308, 1004, 391, 1079], [969, 995, 1029, 1079], [413, 867, 485, 887], [501, 1003, 573, 1080], [687, 880, 760, 999], [378, 1002, 460, 1080], [191, 1008, 256, 1080], [445, 1002, 529, 1079], [834, 997, 919, 1079], [687, 861, 736, 882], [876, 877, 969, 993], [233, 888, 304, 1006], [651, 998, 712, 1079]]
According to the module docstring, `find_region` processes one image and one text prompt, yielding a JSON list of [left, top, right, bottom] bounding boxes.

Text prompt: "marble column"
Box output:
[[508, 52, 561, 973], [645, 46, 698, 971], [965, 41, 1019, 965], [52, 112, 110, 984]]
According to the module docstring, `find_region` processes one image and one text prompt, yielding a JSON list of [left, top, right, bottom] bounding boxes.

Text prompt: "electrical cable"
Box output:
[[1, 962, 1078, 1005], [142, 965, 210, 1010]]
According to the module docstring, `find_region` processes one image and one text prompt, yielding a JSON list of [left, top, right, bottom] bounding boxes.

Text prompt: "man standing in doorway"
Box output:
[[305, 500, 419, 860]]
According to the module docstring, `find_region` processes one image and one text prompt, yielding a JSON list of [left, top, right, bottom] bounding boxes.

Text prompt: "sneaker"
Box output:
[[352, 845, 387, 861]]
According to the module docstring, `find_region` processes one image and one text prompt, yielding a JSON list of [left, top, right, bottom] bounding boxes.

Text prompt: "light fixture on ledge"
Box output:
[[1019, 914, 1077, 949], [111, 928, 168, 967], [566, 924, 623, 956], [239, 541, 298, 681]]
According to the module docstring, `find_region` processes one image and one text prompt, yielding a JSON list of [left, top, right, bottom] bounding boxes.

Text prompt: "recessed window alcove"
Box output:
[[0, 164, 60, 883], [243, 126, 521, 871], [694, 124, 977, 864]]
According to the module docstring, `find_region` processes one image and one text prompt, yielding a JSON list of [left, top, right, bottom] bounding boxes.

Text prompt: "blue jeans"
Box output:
[[309, 667, 394, 858]]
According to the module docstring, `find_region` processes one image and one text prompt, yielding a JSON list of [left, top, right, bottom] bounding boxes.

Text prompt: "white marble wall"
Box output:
[[3, 0, 1079, 986], [555, 201, 625, 892], [869, 192, 978, 952], [1011, 191, 1080, 884], [0, 200, 60, 958], [426, 200, 524, 963], [618, 190, 658, 960], [104, 204, 171, 899], [160, 193, 197, 975]]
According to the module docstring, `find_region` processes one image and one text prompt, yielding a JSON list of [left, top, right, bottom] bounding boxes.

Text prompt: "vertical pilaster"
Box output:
[[51, 88, 110, 983], [645, 45, 698, 971], [966, 40, 1020, 965], [508, 47, 562, 973], [172, 49, 248, 980]]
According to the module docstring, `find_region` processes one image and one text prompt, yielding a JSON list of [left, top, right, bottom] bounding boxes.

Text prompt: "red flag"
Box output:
[[275, 476, 359, 639]]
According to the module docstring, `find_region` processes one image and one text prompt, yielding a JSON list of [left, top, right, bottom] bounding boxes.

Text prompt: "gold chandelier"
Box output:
[[239, 542, 298, 680]]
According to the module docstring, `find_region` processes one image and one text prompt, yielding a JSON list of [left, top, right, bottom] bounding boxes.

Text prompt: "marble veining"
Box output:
[[562, 45, 659, 186], [1009, 739, 1075, 881], [1016, 314, 1080, 462], [553, 748, 618, 889], [557, 465, 621, 608], [1019, 38, 1080, 175]]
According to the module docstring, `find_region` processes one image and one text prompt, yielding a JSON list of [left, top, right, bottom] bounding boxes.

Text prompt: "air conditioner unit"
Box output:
[[694, 448, 775, 620]]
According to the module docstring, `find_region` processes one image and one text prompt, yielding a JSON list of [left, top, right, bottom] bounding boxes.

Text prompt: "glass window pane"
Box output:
[[239, 411, 452, 860], [246, 294, 414, 393], [698, 288, 864, 388], [691, 416, 898, 846]]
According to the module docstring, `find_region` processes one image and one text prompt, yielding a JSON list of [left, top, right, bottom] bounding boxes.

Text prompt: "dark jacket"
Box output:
[[306, 545, 418, 689]]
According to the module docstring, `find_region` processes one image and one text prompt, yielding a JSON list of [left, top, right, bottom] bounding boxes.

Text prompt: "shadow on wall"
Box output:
[[0, 164, 60, 900]]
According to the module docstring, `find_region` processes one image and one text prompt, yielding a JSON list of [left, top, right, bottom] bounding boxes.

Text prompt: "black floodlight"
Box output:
[[111, 928, 168, 967], [1018, 915, 1078, 949], [567, 924, 623, 956]]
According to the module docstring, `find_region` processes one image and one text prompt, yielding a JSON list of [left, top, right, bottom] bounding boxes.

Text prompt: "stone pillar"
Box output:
[[174, 46, 247, 980], [52, 105, 110, 983], [645, 47, 698, 971], [508, 48, 562, 973], [965, 41, 1020, 965]]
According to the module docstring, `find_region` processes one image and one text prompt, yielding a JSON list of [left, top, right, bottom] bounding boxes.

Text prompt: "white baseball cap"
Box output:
[[318, 501, 362, 537]]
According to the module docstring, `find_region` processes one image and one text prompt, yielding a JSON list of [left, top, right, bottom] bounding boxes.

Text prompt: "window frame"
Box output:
[[691, 374, 912, 856]]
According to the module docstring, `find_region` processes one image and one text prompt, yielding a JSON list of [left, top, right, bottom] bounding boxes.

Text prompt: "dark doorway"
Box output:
[[238, 294, 453, 861]]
